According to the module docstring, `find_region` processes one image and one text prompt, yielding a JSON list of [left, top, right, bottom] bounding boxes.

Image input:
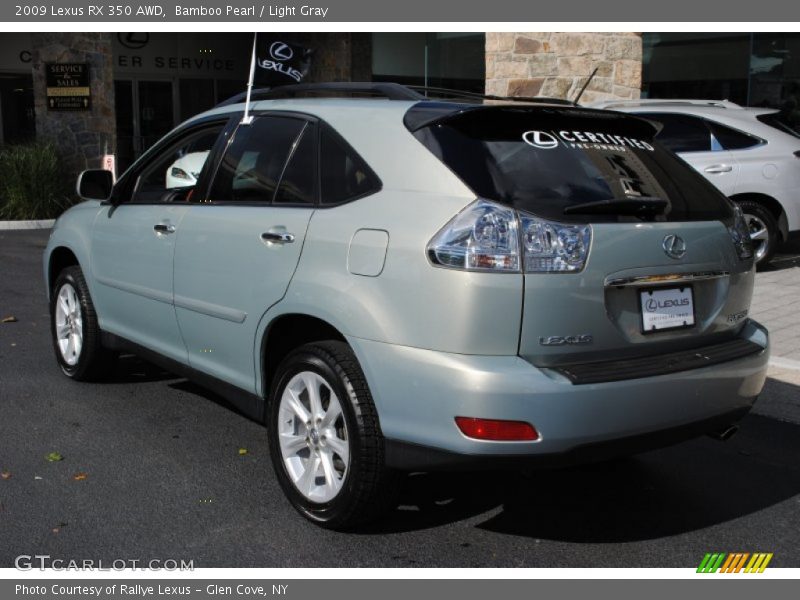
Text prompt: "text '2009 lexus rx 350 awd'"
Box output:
[[44, 83, 769, 529]]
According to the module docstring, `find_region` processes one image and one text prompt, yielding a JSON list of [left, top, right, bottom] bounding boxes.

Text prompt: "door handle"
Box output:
[[704, 164, 733, 174], [153, 223, 176, 234], [261, 232, 295, 244]]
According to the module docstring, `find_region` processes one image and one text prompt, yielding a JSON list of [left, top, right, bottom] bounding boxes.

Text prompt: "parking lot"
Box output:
[[1, 229, 800, 568]]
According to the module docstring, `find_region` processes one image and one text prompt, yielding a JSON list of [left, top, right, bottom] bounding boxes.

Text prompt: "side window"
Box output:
[[643, 113, 712, 153], [707, 121, 763, 151], [131, 126, 223, 204], [274, 124, 317, 205], [319, 126, 380, 205], [209, 116, 305, 203]]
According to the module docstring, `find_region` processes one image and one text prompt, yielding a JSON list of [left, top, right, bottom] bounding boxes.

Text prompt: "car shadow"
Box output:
[[103, 354, 180, 384], [167, 379, 260, 422], [761, 236, 800, 271], [364, 414, 800, 541], [103, 353, 800, 543]]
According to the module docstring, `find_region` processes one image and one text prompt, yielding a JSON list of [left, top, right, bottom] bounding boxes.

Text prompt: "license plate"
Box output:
[[640, 286, 695, 333]]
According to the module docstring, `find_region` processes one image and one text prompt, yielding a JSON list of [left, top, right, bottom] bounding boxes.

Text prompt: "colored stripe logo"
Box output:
[[697, 553, 773, 573]]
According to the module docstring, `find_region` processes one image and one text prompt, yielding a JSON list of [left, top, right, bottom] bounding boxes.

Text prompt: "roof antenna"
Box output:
[[572, 67, 598, 106]]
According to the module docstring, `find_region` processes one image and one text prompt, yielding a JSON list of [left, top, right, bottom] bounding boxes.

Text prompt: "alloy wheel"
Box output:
[[743, 212, 770, 262], [54, 283, 83, 366], [277, 370, 350, 503]]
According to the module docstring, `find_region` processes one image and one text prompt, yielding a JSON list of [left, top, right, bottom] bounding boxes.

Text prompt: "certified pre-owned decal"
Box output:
[[522, 130, 655, 152]]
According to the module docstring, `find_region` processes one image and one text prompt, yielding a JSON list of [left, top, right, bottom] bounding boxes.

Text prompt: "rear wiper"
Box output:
[[563, 196, 668, 216]]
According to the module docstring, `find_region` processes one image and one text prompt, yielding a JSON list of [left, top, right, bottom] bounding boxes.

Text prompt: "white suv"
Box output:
[[588, 99, 800, 265]]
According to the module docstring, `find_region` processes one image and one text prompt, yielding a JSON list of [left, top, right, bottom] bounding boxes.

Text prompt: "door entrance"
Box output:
[[114, 79, 176, 173]]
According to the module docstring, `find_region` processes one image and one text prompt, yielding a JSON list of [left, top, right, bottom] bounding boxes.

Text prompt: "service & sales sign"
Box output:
[[46, 63, 91, 110]]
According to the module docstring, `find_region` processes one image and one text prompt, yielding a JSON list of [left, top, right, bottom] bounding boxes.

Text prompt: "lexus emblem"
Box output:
[[269, 41, 294, 61], [117, 33, 150, 49], [662, 234, 686, 259], [522, 130, 559, 150]]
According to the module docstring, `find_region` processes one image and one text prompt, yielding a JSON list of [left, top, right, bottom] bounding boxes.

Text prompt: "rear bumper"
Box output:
[[347, 320, 769, 470]]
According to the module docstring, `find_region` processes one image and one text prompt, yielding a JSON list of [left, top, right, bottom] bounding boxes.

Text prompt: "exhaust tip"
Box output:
[[708, 424, 739, 442]]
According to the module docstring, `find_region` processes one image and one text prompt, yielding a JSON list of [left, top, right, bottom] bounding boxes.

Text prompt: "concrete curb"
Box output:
[[0, 219, 55, 230]]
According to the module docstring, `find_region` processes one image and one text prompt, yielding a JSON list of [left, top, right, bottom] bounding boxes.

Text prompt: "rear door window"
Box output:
[[319, 125, 381, 205], [274, 123, 317, 205], [209, 115, 306, 203], [409, 106, 733, 224], [641, 113, 712, 153], [706, 121, 763, 150]]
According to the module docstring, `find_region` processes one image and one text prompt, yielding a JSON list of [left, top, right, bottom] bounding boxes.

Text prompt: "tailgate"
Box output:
[[520, 220, 754, 367]]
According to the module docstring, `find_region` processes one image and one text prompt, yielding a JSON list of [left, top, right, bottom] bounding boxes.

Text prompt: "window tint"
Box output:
[[707, 121, 763, 150], [319, 126, 380, 204], [643, 113, 712, 153], [210, 116, 305, 203], [274, 124, 317, 205], [757, 112, 800, 139], [131, 126, 222, 203], [410, 106, 733, 224]]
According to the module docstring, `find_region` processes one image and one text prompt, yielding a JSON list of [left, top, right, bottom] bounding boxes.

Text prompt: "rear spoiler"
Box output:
[[403, 102, 664, 135]]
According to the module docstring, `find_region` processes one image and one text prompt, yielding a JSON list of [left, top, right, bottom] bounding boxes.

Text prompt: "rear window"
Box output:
[[409, 106, 734, 224], [756, 112, 800, 139]]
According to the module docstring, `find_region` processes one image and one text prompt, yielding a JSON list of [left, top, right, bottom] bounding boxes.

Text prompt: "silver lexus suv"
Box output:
[[44, 83, 770, 529]]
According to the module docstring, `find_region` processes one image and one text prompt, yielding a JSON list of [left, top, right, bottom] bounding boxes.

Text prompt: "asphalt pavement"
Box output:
[[1, 229, 800, 568]]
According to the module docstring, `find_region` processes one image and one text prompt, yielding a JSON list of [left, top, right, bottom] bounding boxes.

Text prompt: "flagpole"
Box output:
[[242, 32, 257, 125]]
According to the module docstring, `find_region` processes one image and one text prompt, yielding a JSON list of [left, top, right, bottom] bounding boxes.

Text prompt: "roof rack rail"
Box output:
[[216, 82, 426, 107], [407, 85, 575, 106], [588, 99, 742, 110], [215, 82, 576, 108]]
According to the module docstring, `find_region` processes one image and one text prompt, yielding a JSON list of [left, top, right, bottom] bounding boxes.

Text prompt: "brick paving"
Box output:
[[750, 238, 800, 424], [751, 240, 800, 363]]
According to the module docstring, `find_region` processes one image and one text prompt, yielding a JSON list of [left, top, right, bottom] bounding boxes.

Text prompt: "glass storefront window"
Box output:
[[750, 33, 800, 133], [642, 33, 750, 103], [371, 33, 485, 93], [643, 33, 800, 134], [179, 78, 215, 121], [0, 74, 35, 145]]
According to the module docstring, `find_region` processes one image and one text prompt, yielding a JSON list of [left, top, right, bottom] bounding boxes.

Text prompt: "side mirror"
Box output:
[[76, 169, 114, 201]]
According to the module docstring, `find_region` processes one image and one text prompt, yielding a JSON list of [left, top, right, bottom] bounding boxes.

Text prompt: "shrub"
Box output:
[[0, 142, 75, 220]]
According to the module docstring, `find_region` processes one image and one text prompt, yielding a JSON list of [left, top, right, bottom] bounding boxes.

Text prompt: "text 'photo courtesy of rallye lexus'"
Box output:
[[44, 83, 769, 529]]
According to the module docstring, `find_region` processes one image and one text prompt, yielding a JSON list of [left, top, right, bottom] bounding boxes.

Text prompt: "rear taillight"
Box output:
[[519, 213, 591, 273], [427, 200, 519, 272], [728, 205, 754, 261], [427, 199, 592, 273], [455, 417, 539, 441]]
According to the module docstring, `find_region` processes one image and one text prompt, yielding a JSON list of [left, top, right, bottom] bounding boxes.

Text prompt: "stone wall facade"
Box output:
[[486, 32, 642, 103], [30, 33, 115, 179]]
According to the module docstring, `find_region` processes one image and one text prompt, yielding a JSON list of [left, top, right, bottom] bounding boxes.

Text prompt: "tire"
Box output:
[[267, 340, 398, 529], [50, 265, 116, 381], [735, 200, 780, 267]]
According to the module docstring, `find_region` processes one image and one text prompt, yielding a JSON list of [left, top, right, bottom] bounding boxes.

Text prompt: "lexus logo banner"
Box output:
[[254, 35, 313, 85]]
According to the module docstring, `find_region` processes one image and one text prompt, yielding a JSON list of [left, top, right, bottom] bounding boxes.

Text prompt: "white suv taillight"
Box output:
[[519, 213, 591, 273], [427, 200, 592, 273], [427, 200, 520, 271], [728, 204, 754, 261]]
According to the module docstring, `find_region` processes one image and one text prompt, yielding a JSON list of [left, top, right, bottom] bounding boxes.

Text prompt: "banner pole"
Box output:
[[242, 32, 257, 125]]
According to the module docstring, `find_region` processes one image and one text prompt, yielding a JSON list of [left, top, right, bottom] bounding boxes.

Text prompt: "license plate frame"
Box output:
[[639, 285, 696, 334]]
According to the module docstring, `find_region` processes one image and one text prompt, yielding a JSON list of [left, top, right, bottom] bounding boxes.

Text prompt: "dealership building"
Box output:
[[0, 32, 798, 177]]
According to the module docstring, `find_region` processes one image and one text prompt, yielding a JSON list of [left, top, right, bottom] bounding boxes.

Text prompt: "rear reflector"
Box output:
[[455, 417, 539, 441]]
